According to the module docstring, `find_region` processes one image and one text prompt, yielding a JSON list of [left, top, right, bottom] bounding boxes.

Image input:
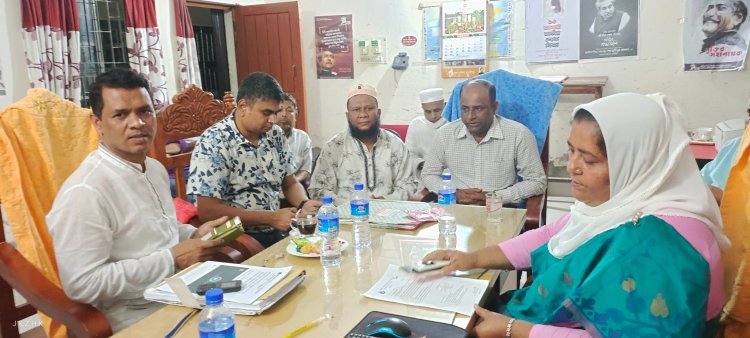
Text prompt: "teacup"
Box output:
[[291, 210, 318, 237]]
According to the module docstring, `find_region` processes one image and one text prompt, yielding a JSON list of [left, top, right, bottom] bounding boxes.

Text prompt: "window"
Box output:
[[77, 0, 129, 108]]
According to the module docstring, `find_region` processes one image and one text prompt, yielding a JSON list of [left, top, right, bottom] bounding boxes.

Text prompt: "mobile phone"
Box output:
[[408, 260, 450, 273], [196, 280, 242, 295]]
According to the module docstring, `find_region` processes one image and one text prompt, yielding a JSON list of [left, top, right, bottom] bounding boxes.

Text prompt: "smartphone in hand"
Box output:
[[196, 280, 242, 295]]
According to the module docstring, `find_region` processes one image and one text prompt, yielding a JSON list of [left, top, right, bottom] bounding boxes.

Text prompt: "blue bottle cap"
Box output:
[[205, 288, 223, 305], [354, 183, 364, 190], [441, 173, 451, 180], [322, 195, 333, 204]]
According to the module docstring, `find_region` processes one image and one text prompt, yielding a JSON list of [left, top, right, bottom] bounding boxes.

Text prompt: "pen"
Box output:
[[282, 314, 333, 338]]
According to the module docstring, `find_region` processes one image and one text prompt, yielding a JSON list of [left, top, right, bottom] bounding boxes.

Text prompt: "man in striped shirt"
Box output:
[[421, 79, 546, 205]]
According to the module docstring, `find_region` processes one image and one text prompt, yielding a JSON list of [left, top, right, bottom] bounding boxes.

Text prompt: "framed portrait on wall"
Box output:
[[314, 15, 354, 79]]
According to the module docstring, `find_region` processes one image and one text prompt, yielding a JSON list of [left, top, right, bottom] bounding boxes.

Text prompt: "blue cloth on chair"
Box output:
[[442, 69, 562, 154]]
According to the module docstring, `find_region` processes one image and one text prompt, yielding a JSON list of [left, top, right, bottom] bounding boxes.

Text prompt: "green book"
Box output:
[[201, 216, 243, 242]]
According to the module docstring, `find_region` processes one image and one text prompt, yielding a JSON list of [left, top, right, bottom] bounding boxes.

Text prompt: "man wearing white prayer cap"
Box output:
[[405, 88, 448, 175], [309, 83, 417, 203]]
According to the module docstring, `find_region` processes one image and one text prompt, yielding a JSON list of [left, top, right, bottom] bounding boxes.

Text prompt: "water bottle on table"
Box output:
[[318, 195, 342, 267], [198, 288, 236, 338], [350, 183, 371, 248], [437, 172, 457, 235]]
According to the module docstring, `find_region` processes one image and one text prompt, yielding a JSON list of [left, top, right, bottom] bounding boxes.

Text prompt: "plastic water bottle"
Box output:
[[318, 195, 341, 267], [198, 289, 236, 338], [437, 172, 457, 235], [350, 183, 371, 248]]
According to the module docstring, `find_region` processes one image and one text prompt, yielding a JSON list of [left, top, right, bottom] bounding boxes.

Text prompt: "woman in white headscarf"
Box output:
[[424, 93, 728, 338]]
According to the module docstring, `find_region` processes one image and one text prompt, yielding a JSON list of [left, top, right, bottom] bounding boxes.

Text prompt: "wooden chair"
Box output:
[[0, 209, 112, 338], [150, 85, 234, 200], [150, 86, 263, 262]]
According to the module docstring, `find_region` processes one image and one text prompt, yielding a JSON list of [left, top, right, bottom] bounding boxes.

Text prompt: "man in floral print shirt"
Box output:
[[188, 72, 321, 248], [309, 83, 417, 204]]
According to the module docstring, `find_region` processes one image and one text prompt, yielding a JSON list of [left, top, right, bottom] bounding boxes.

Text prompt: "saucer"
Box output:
[[286, 238, 349, 258]]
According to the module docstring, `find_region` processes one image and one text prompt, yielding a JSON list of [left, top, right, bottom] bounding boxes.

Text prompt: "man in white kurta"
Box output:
[[405, 88, 448, 182], [278, 93, 313, 184], [47, 68, 225, 332], [309, 84, 416, 203], [48, 145, 196, 331]]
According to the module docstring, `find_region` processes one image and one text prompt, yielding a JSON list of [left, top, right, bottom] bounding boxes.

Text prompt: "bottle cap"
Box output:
[[354, 183, 364, 190], [322, 195, 333, 204], [441, 172, 451, 180], [205, 288, 224, 305]]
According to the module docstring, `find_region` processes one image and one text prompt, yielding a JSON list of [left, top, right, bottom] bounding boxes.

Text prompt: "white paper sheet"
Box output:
[[363, 264, 488, 316]]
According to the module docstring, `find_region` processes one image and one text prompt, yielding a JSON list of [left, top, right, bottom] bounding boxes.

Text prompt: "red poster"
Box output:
[[314, 15, 354, 79]]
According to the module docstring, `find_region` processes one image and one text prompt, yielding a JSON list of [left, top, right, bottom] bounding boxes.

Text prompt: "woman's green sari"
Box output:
[[503, 215, 709, 337]]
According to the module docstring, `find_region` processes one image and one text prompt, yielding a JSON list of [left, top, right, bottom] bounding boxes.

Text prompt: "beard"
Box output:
[[348, 118, 381, 139], [279, 123, 293, 136]]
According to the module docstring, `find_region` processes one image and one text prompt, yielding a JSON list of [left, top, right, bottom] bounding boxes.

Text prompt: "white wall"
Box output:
[[260, 0, 750, 165], [2, 0, 749, 164]]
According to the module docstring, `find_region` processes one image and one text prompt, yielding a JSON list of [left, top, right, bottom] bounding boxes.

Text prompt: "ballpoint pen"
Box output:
[[282, 314, 333, 338]]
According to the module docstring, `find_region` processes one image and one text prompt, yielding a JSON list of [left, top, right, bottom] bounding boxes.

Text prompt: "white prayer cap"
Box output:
[[419, 88, 444, 104], [347, 83, 378, 100]]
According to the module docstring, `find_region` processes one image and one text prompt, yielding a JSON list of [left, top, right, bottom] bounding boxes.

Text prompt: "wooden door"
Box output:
[[234, 2, 307, 131]]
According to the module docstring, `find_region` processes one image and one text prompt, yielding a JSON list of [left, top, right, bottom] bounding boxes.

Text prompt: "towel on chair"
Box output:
[[0, 88, 98, 338], [173, 197, 198, 224], [442, 69, 562, 154]]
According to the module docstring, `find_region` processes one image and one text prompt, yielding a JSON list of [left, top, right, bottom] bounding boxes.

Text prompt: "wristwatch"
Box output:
[[297, 199, 309, 210]]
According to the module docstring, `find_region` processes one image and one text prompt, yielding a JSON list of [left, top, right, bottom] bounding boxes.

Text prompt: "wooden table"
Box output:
[[560, 76, 608, 99], [114, 206, 526, 337]]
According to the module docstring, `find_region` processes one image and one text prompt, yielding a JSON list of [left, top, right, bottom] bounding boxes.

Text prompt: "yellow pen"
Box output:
[[282, 314, 333, 338]]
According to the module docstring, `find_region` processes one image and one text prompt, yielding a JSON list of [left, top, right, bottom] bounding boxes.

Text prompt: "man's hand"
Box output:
[[300, 200, 322, 214], [456, 188, 485, 205], [192, 216, 229, 239], [171, 239, 224, 269], [371, 195, 385, 200], [421, 249, 479, 275], [270, 208, 297, 231]]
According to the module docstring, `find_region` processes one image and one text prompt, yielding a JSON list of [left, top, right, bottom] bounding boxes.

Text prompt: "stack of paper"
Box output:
[[338, 200, 432, 228], [144, 261, 304, 315]]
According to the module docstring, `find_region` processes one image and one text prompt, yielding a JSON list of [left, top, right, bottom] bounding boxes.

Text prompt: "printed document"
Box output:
[[364, 264, 489, 316]]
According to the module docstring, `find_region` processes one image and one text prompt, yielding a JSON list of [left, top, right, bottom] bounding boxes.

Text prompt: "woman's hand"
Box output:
[[471, 305, 509, 338], [471, 305, 533, 338], [422, 249, 479, 275]]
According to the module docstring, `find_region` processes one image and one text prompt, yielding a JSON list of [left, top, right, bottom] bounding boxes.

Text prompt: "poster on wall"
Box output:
[[441, 0, 488, 78], [314, 15, 354, 79], [579, 0, 639, 60], [423, 6, 442, 61], [683, 0, 750, 71], [488, 0, 512, 57], [525, 0, 580, 63]]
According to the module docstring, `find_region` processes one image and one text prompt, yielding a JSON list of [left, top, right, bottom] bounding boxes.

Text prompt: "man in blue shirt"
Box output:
[[188, 72, 321, 248]]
